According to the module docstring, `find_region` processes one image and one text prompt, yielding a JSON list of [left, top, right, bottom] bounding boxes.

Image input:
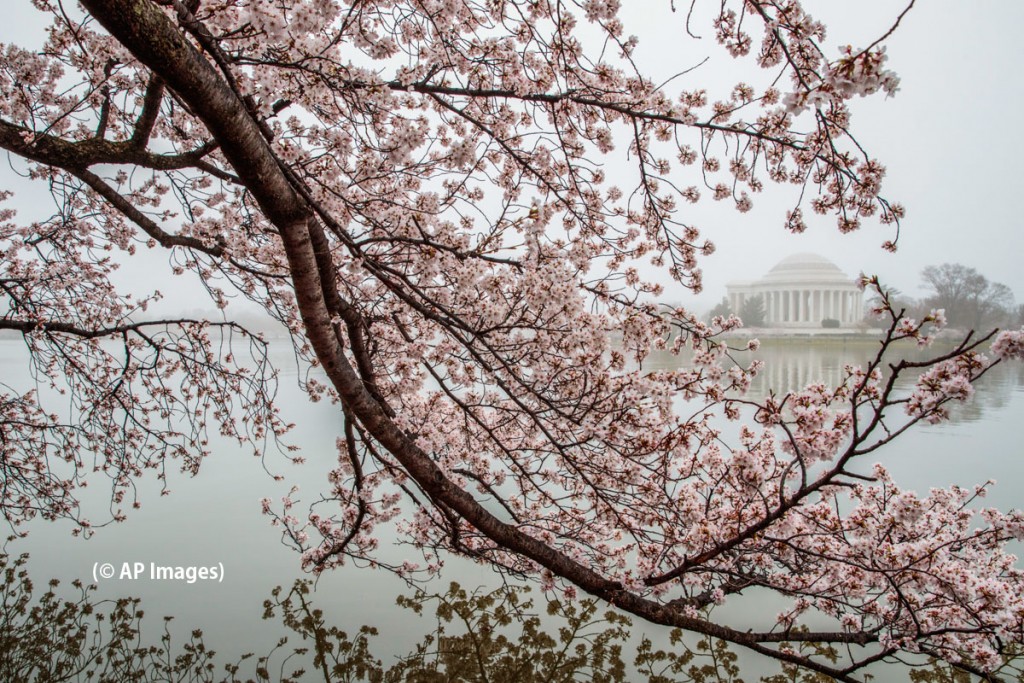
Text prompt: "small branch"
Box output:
[[74, 167, 225, 256], [130, 75, 166, 148]]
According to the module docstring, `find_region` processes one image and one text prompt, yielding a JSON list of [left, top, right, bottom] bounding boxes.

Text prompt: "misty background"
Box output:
[[2, 1, 1023, 321]]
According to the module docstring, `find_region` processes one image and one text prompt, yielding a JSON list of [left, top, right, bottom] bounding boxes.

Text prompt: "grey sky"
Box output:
[[2, 2, 1022, 313], [663, 1, 1024, 306]]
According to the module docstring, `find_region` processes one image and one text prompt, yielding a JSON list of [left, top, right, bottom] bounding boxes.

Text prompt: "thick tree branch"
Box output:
[[0, 317, 227, 338], [130, 74, 166, 148], [75, 4, 881, 679], [74, 167, 225, 255], [0, 118, 219, 174]]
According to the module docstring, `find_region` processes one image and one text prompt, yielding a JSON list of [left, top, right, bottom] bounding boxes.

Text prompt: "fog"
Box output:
[[3, 2, 1022, 316]]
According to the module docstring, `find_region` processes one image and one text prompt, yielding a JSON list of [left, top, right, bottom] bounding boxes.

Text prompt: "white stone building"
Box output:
[[726, 253, 864, 328]]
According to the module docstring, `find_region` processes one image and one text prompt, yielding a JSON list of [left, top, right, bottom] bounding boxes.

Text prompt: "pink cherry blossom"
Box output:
[[0, 1, 1021, 679]]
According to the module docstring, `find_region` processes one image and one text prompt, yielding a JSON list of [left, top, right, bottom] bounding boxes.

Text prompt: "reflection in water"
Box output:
[[644, 337, 1024, 425], [3, 338, 1024, 668], [743, 340, 865, 398]]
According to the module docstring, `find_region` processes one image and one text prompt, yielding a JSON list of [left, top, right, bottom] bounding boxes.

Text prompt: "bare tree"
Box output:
[[2, 1, 1024, 680], [921, 263, 1016, 330]]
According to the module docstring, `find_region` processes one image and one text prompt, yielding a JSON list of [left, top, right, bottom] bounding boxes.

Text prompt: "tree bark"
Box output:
[[75, 1, 875, 678]]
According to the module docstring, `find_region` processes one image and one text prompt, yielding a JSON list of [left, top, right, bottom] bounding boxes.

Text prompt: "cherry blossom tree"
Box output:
[[3, 0, 1024, 679]]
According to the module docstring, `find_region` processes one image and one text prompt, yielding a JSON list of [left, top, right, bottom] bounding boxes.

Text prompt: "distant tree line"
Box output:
[[706, 295, 767, 327], [869, 263, 1022, 331]]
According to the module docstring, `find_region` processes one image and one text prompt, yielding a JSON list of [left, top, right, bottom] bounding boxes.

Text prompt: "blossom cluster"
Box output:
[[1, 0, 1021, 677]]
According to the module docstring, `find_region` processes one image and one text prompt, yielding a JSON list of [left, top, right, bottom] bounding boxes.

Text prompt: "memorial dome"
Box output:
[[761, 253, 853, 284]]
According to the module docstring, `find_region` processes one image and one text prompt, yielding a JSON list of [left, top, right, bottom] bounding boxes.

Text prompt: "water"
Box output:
[[3, 336, 1024, 672]]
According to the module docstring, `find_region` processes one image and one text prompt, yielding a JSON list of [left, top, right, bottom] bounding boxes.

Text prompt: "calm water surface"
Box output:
[[3, 337, 1024, 667]]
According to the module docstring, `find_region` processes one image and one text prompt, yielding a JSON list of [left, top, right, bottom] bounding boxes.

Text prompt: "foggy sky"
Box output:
[[2, 1, 1022, 313]]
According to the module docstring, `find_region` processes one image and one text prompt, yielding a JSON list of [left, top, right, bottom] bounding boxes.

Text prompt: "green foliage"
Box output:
[[4, 550, 1024, 682], [385, 582, 630, 682], [634, 628, 739, 683], [0, 549, 634, 683], [908, 661, 974, 683], [908, 651, 1024, 683], [739, 295, 767, 328], [0, 551, 224, 682], [759, 637, 841, 683], [262, 580, 382, 682]]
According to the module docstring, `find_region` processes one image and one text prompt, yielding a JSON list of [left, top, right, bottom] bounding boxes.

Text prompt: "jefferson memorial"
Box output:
[[726, 253, 864, 328]]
